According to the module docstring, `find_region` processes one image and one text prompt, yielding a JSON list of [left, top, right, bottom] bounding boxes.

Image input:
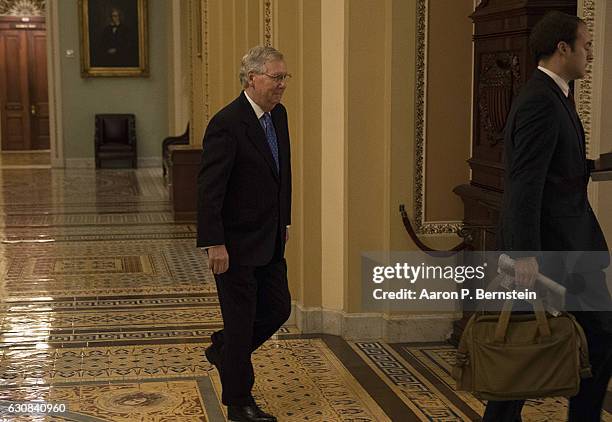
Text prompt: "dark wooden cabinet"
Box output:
[[168, 145, 201, 221], [451, 0, 577, 343], [468, 0, 575, 195]]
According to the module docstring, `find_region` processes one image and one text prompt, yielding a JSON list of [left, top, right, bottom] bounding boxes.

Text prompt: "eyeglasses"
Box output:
[[263, 73, 292, 83]]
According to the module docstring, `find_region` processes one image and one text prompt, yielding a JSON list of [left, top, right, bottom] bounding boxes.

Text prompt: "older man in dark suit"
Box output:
[[488, 11, 612, 422], [197, 46, 292, 422]]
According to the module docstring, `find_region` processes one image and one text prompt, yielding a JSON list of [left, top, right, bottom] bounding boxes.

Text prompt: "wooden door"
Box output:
[[27, 29, 49, 149], [0, 17, 48, 151], [0, 26, 31, 150]]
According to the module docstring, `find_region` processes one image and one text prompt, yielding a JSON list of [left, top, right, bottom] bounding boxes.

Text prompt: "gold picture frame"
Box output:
[[79, 0, 149, 77]]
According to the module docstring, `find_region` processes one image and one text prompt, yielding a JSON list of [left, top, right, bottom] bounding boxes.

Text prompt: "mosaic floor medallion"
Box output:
[[95, 384, 187, 416], [55, 381, 208, 421]]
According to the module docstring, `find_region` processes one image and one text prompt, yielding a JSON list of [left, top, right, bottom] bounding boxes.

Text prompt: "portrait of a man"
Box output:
[[92, 6, 138, 67], [79, 0, 149, 77]]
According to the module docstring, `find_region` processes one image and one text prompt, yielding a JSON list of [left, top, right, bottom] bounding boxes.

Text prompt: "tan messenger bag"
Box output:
[[452, 299, 592, 400]]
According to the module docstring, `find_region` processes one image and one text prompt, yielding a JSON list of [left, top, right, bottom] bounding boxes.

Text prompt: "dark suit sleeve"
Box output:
[[196, 118, 237, 247], [587, 159, 595, 174], [505, 96, 559, 252], [286, 114, 292, 227]]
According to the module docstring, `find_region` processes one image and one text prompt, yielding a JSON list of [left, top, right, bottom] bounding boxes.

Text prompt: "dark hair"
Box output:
[[529, 11, 584, 63]]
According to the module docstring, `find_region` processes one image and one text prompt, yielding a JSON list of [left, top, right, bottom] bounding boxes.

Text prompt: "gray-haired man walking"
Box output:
[[197, 46, 293, 422]]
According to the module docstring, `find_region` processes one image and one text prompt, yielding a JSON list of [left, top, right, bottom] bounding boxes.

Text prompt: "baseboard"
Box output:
[[293, 302, 457, 342], [138, 157, 162, 168], [287, 302, 297, 327], [65, 158, 95, 168], [381, 313, 458, 343], [63, 157, 161, 168]]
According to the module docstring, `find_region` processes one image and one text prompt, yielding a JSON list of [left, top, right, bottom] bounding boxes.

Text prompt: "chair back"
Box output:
[[102, 117, 129, 144], [94, 113, 137, 168]]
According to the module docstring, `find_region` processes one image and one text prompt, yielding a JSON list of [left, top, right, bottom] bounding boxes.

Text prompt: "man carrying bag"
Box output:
[[464, 11, 612, 422]]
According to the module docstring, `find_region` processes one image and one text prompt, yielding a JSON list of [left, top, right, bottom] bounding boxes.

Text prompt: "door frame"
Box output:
[[46, 0, 63, 167]]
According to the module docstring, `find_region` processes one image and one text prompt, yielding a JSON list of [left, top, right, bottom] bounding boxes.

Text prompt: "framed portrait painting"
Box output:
[[79, 0, 149, 77]]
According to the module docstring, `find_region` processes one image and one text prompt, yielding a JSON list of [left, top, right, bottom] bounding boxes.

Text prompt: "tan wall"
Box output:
[[57, 0, 169, 160], [274, 0, 324, 308], [189, 0, 205, 145], [172, 0, 612, 328], [187, 0, 319, 303], [320, 0, 348, 312], [188, 0, 470, 314], [297, 0, 322, 308], [181, 1, 191, 131], [390, 0, 417, 251], [425, 0, 472, 222], [275, 0, 302, 304], [167, 0, 191, 135], [346, 0, 390, 312]]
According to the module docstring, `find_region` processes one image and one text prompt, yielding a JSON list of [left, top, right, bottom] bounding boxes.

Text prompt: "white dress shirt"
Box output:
[[538, 65, 570, 98], [244, 90, 265, 120]]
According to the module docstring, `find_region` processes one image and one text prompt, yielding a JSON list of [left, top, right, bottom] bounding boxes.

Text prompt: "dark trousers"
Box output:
[[483, 311, 612, 422], [210, 258, 291, 406]]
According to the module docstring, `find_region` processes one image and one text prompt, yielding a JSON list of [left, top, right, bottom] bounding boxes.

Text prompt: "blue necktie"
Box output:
[[261, 112, 279, 171]]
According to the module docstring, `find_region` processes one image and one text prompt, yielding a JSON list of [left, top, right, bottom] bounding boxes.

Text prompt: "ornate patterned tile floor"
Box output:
[[0, 168, 609, 421]]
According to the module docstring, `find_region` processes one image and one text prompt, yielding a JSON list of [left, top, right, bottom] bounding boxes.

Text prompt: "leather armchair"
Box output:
[[95, 114, 137, 168]]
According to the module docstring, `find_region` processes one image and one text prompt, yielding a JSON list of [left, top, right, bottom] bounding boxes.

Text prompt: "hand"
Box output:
[[285, 227, 290, 244], [207, 245, 229, 274], [514, 257, 538, 288], [107, 48, 117, 54]]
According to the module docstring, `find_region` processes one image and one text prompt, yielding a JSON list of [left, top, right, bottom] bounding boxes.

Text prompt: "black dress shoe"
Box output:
[[205, 345, 222, 373], [252, 404, 277, 420], [228, 405, 277, 422]]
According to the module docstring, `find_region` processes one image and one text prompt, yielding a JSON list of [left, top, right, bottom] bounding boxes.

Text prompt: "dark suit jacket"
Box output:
[[499, 70, 609, 272], [196, 92, 292, 266]]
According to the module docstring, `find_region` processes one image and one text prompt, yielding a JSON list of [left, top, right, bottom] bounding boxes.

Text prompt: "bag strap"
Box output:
[[494, 298, 552, 342], [480, 273, 506, 315], [452, 314, 476, 382], [493, 298, 515, 342], [532, 298, 552, 338], [570, 314, 592, 379]]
